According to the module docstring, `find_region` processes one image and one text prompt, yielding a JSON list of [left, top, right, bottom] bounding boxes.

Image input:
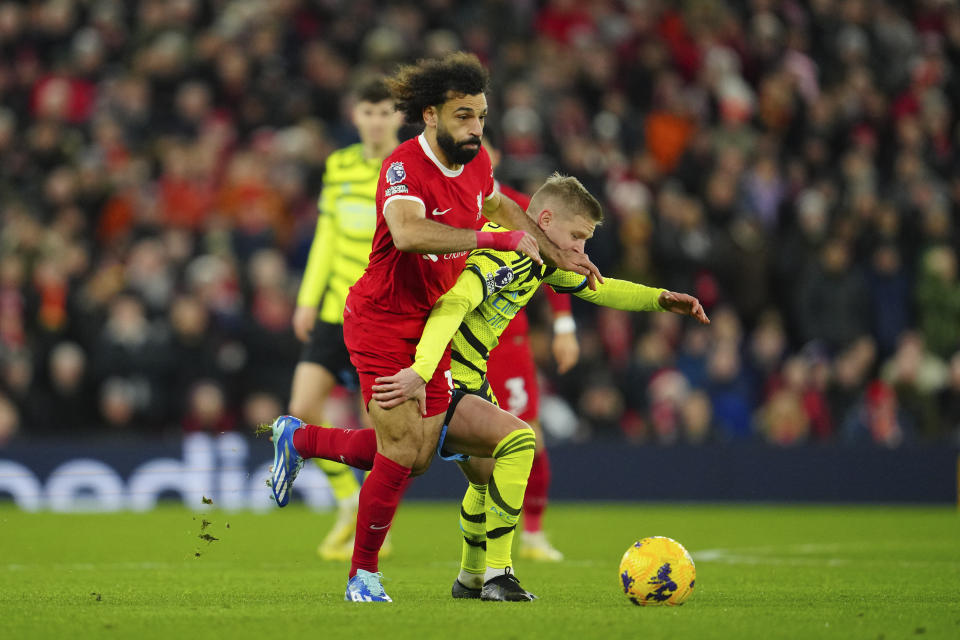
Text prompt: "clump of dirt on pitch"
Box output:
[[192, 497, 221, 557]]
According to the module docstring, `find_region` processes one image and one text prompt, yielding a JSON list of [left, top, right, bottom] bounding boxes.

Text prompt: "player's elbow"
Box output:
[[391, 230, 416, 253], [435, 295, 472, 318]]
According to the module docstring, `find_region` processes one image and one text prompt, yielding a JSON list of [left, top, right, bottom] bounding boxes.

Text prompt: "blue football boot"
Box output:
[[269, 415, 304, 507], [345, 570, 393, 602]]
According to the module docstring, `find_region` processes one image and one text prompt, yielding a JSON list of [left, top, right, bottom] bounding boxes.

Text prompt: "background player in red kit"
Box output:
[[267, 52, 602, 602]]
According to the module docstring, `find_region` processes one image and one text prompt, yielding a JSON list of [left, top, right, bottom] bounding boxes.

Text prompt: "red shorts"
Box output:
[[486, 331, 540, 422], [343, 310, 453, 418]]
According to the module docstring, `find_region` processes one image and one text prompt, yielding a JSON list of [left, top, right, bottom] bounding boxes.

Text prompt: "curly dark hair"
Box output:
[[387, 52, 489, 124]]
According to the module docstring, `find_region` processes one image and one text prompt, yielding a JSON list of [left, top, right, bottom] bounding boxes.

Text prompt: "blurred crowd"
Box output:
[[1, 0, 959, 448]]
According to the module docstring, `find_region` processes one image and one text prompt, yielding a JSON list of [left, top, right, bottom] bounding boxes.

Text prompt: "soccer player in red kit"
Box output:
[[267, 52, 601, 602]]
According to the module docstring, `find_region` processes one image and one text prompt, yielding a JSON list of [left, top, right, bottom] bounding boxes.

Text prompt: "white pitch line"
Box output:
[[692, 546, 960, 569], [692, 550, 850, 567]]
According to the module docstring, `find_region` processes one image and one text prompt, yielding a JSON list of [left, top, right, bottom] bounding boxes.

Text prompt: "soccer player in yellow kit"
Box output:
[[289, 77, 402, 560], [372, 172, 709, 598]]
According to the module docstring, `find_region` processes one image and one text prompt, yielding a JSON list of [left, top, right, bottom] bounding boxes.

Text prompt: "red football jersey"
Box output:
[[346, 134, 495, 336]]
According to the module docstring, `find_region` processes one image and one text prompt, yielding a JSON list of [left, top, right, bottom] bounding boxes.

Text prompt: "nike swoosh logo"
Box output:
[[432, 208, 451, 216], [340, 455, 347, 464], [369, 523, 390, 530]]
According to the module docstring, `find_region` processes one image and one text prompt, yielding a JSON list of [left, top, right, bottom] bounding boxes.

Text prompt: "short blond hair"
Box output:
[[529, 172, 603, 223]]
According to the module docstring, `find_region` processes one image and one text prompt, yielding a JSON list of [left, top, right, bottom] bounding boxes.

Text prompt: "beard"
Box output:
[[437, 124, 482, 165]]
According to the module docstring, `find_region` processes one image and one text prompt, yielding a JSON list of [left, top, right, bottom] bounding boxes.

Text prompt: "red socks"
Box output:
[[291, 427, 411, 576], [292, 425, 377, 470], [350, 453, 412, 577], [522, 449, 550, 533]]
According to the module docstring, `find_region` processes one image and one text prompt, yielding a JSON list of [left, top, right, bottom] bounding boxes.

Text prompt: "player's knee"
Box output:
[[502, 418, 534, 443], [409, 458, 432, 477], [377, 427, 421, 467], [378, 440, 418, 468], [408, 440, 436, 476]]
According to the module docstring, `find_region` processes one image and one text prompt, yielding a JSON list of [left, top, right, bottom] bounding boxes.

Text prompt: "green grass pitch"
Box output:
[[1, 502, 958, 639]]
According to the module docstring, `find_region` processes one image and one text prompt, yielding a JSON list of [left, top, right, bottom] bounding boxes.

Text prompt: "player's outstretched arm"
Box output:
[[372, 273, 486, 412], [483, 191, 604, 290], [384, 199, 538, 259], [549, 271, 710, 324]]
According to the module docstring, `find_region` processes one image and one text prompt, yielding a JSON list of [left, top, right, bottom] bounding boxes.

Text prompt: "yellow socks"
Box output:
[[484, 429, 536, 570]]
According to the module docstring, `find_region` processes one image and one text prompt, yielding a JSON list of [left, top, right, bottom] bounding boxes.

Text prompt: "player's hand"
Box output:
[[552, 331, 580, 374], [372, 367, 427, 415], [515, 232, 543, 265], [292, 306, 317, 342], [658, 291, 710, 324], [477, 230, 542, 264], [542, 245, 604, 291]]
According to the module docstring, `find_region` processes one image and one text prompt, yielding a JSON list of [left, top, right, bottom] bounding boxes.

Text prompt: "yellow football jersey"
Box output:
[[297, 143, 382, 324], [413, 223, 666, 390]]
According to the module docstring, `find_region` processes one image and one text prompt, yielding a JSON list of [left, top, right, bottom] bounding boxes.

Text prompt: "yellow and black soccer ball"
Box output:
[[618, 536, 696, 606]]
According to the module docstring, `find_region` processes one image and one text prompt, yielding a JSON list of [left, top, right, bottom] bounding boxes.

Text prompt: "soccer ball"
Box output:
[[618, 536, 696, 606]]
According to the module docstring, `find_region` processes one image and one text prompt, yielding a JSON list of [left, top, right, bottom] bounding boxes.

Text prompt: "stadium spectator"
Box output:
[[705, 338, 753, 440], [915, 245, 960, 359], [679, 389, 714, 445], [842, 380, 913, 448], [827, 337, 878, 434], [865, 243, 912, 358], [34, 341, 96, 433], [879, 331, 949, 439], [182, 379, 236, 434], [795, 239, 870, 353]]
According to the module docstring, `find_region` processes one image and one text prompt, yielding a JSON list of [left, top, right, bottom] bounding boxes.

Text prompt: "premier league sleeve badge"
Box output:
[[386, 161, 406, 185]]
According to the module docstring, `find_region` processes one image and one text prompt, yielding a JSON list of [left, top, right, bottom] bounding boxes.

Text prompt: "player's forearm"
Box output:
[[574, 277, 666, 312], [391, 217, 480, 254]]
